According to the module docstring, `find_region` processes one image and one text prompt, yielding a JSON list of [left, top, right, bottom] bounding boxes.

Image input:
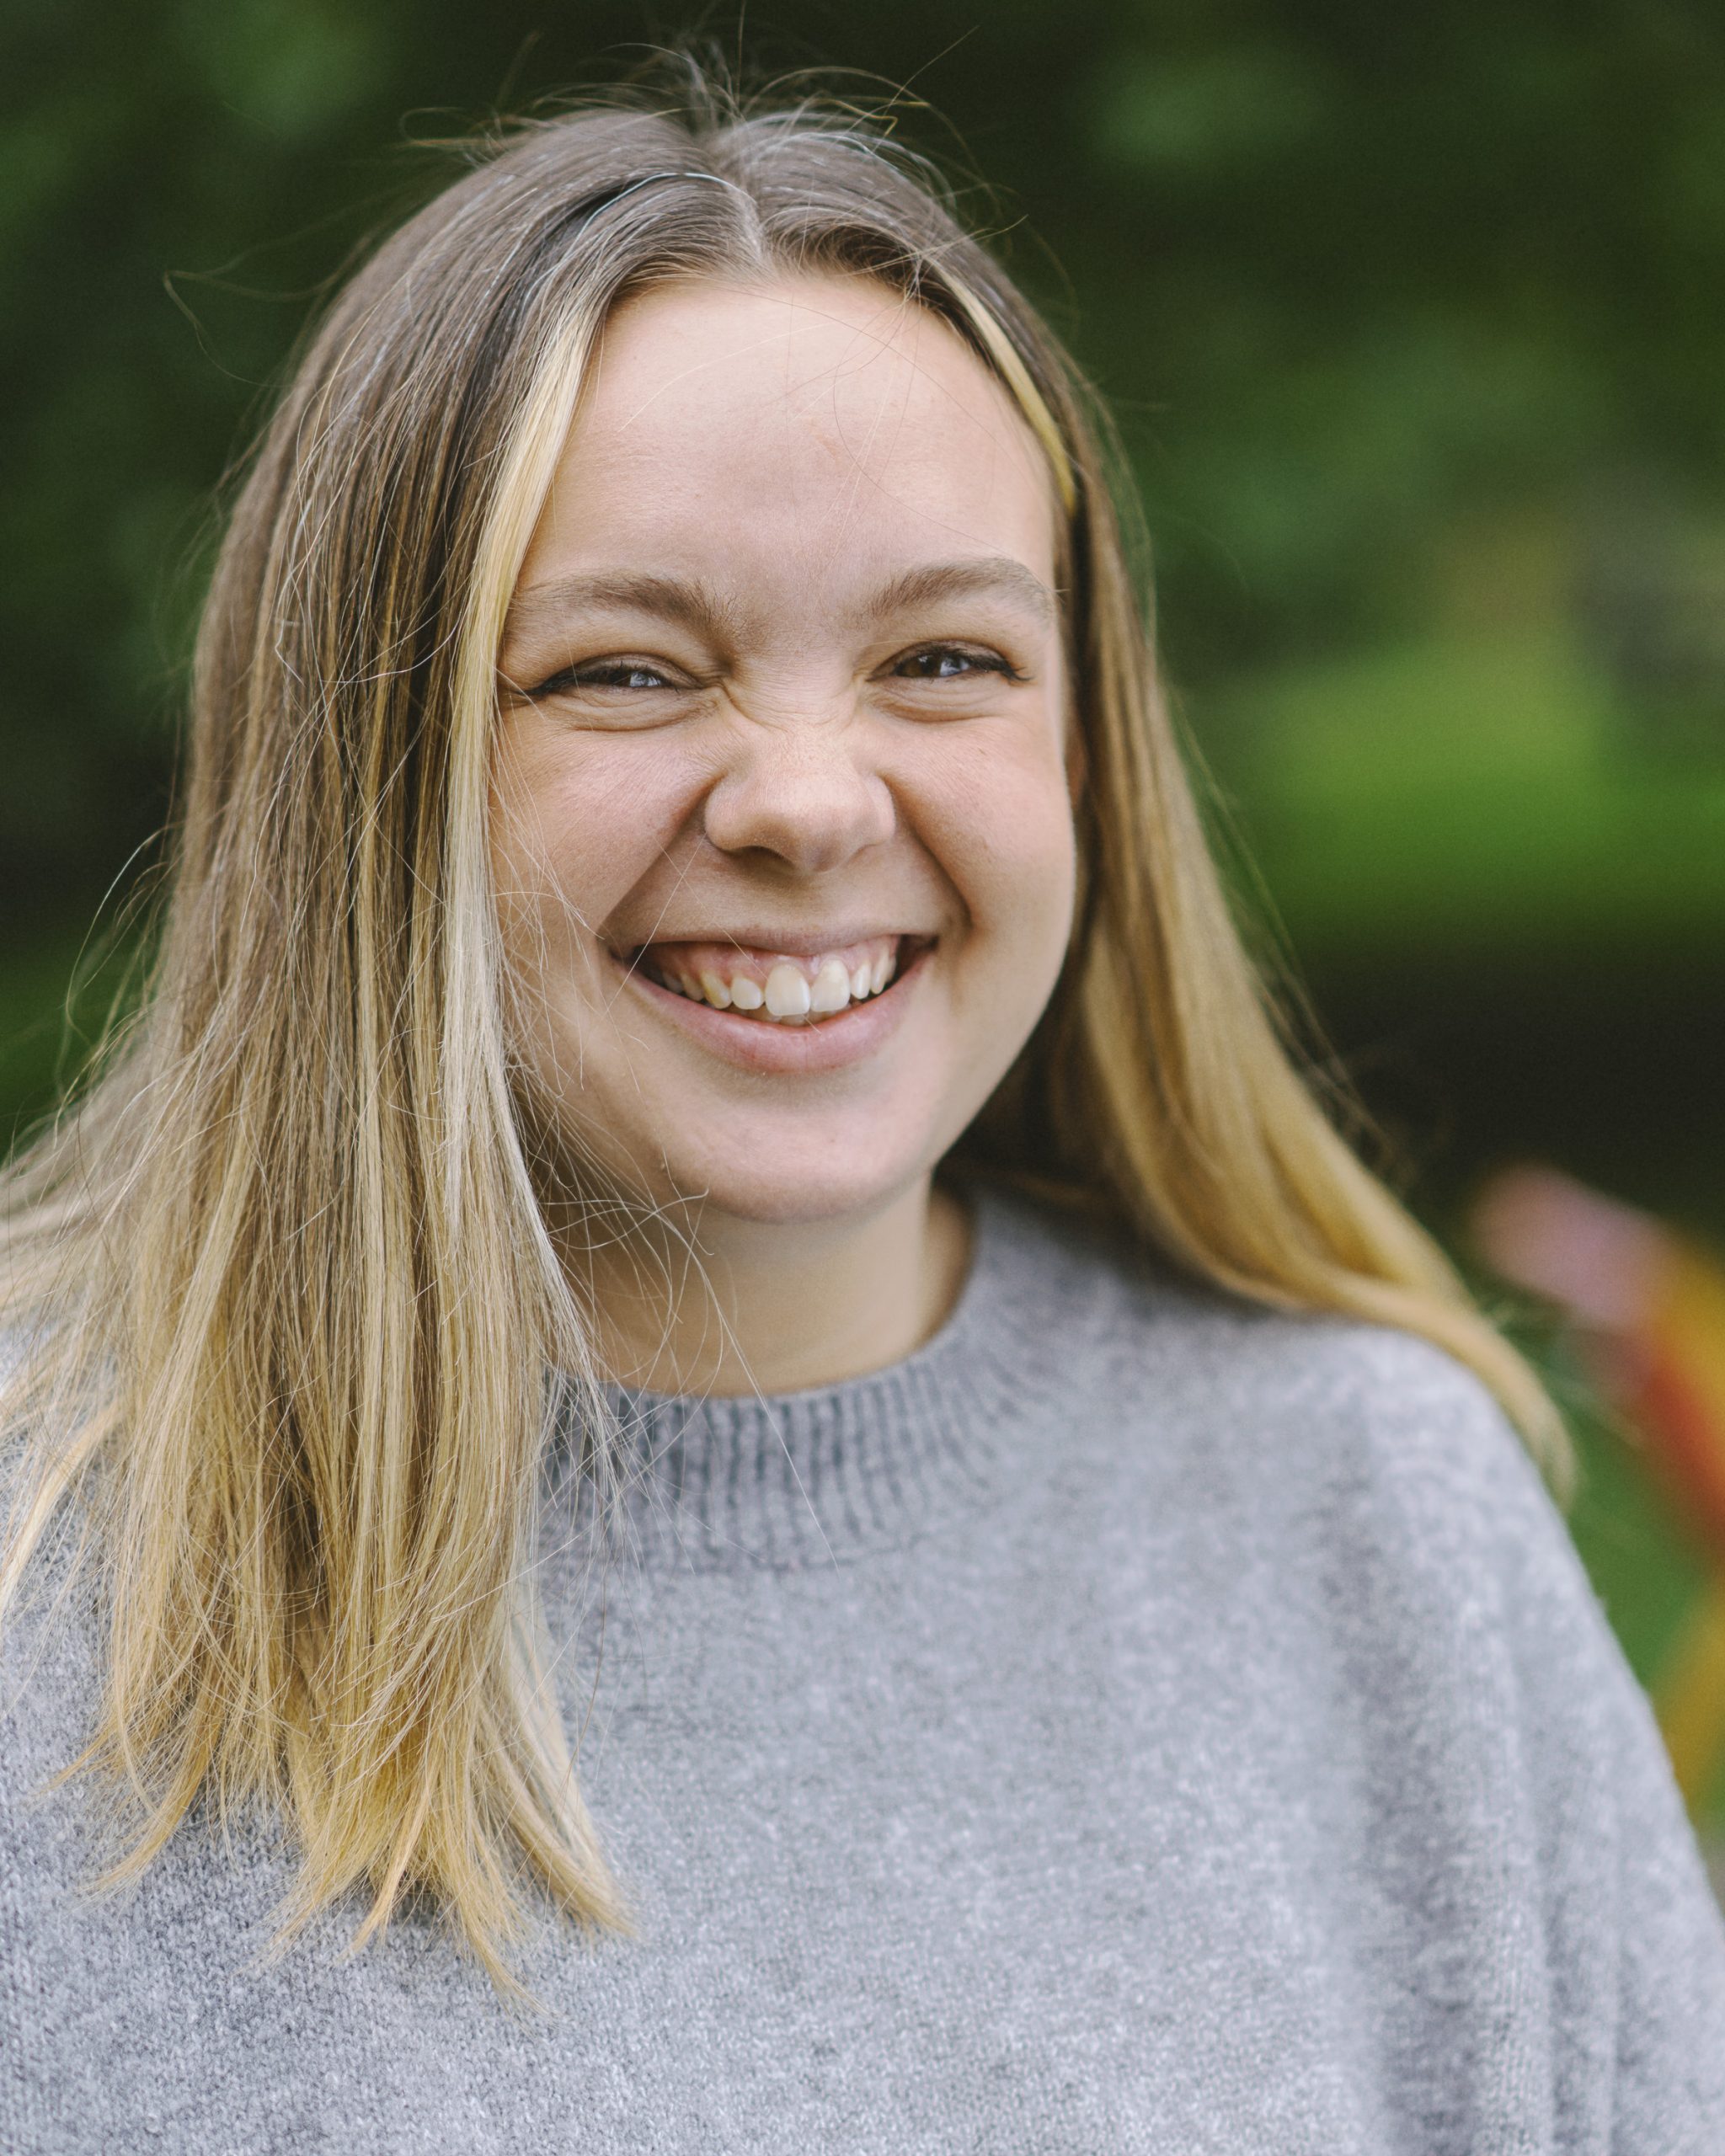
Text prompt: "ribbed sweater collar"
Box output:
[[553, 1187, 1084, 1573]]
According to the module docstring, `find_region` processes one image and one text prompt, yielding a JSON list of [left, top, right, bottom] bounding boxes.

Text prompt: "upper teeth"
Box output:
[[809, 959, 852, 1013], [644, 942, 903, 1021], [765, 964, 812, 1020]]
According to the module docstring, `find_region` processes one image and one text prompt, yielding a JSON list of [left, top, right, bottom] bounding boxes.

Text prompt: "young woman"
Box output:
[[3, 77, 1722, 2153]]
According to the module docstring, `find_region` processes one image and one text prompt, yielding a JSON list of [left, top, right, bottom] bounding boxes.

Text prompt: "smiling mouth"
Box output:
[[624, 933, 932, 1025]]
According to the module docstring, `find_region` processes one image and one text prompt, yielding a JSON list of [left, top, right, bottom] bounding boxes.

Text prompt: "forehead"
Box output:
[[516, 274, 1060, 601]]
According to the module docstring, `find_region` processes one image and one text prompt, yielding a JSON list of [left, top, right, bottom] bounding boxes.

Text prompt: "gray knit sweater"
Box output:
[[3, 1189, 1724, 2152]]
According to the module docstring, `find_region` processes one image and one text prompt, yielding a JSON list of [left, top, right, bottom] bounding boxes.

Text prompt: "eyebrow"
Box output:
[[503, 571, 739, 648], [861, 557, 1056, 628], [502, 555, 1057, 649]]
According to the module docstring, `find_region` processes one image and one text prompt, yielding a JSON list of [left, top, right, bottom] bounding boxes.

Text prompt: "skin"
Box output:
[[492, 273, 1077, 1393]]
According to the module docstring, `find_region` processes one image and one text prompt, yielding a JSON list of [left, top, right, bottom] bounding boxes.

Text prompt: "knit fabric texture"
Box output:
[[3, 1187, 1724, 2152]]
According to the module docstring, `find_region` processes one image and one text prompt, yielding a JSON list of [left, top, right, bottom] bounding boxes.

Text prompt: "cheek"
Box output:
[[489, 723, 702, 956], [919, 730, 1078, 968]]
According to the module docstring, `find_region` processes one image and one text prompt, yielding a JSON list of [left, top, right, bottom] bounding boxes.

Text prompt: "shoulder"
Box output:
[[1173, 1302, 1559, 1561], [980, 1182, 1527, 1454], [979, 1183, 1568, 1588]]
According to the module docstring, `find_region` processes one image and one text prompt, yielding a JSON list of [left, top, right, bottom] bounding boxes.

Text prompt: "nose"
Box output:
[[700, 720, 896, 874]]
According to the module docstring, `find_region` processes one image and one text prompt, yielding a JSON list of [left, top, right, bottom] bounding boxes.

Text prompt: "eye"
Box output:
[[531, 657, 681, 697], [889, 644, 1020, 683]]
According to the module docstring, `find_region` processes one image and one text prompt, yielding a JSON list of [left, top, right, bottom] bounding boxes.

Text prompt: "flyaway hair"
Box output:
[[0, 62, 1566, 1996]]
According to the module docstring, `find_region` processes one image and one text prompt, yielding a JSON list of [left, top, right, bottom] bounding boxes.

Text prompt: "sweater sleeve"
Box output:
[[1385, 1342, 1725, 2152], [1599, 1598, 1725, 2149]]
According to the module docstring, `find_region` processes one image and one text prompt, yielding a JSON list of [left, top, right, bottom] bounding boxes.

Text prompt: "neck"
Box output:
[[569, 1176, 973, 1396]]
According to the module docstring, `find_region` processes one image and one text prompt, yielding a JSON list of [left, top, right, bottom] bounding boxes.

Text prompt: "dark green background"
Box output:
[[6, 2, 1725, 1811]]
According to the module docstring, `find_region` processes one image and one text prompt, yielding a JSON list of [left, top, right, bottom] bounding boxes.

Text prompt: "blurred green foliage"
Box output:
[[9, 0, 1725, 943], [6, 2, 1725, 1806]]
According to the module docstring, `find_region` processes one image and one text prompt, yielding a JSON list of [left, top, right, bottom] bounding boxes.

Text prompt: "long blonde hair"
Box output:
[[0, 72, 1564, 1993]]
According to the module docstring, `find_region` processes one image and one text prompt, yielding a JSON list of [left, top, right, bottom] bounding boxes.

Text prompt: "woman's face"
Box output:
[[492, 274, 1076, 1228]]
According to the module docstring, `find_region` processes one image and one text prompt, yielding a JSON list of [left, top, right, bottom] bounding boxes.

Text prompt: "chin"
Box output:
[[672, 1152, 931, 1230]]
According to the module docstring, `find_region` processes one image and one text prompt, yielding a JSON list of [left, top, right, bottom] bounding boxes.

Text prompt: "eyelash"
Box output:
[[888, 644, 1023, 684], [531, 659, 678, 696], [527, 643, 1023, 700]]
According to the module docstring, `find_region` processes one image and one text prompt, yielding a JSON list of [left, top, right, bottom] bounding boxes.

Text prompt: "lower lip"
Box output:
[[611, 946, 932, 1075]]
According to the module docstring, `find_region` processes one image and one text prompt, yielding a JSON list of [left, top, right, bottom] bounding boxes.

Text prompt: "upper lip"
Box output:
[[615, 927, 935, 958]]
